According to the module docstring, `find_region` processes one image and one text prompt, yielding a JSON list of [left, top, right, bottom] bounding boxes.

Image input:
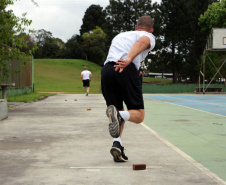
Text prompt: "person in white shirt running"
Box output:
[[101, 16, 156, 162], [81, 67, 92, 96]]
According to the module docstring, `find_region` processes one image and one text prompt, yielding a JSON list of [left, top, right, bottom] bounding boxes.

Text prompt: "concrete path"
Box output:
[[0, 94, 225, 185]]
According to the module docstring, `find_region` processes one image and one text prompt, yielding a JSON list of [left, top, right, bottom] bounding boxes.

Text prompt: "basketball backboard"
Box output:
[[206, 28, 226, 51]]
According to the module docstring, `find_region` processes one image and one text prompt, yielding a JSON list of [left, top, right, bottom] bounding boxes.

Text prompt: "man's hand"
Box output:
[[114, 58, 131, 73]]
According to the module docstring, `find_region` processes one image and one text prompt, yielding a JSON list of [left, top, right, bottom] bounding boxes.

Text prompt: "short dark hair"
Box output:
[[137, 16, 154, 31]]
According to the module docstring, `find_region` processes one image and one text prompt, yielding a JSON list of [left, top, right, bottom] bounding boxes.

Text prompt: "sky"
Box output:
[[8, 0, 161, 42]]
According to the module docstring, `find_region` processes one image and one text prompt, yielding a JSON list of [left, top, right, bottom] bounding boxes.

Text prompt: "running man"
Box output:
[[101, 16, 155, 162], [81, 67, 92, 96]]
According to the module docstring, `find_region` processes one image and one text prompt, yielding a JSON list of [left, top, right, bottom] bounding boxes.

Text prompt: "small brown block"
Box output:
[[133, 164, 146, 170], [87, 108, 91, 111], [74, 99, 77, 101]]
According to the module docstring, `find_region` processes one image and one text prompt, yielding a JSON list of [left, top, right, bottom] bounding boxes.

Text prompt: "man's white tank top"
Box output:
[[81, 70, 91, 80], [104, 31, 155, 70]]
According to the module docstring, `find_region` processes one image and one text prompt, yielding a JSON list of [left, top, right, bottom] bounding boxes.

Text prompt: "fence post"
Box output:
[[31, 56, 34, 92]]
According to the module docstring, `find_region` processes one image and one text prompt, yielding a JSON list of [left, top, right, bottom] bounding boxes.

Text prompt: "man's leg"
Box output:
[[112, 109, 125, 147], [108, 107, 144, 162], [111, 119, 128, 162], [115, 109, 144, 139], [128, 109, 144, 124], [86, 80, 90, 95], [113, 109, 144, 139], [101, 63, 128, 162], [119, 121, 125, 137]]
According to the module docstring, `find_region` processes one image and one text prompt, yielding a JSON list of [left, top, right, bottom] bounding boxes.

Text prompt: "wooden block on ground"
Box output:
[[133, 164, 146, 170]]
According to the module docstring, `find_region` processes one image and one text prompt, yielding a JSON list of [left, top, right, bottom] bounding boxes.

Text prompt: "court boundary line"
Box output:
[[69, 166, 160, 169], [160, 94, 226, 107], [166, 101, 226, 118], [144, 96, 226, 118], [141, 123, 226, 185]]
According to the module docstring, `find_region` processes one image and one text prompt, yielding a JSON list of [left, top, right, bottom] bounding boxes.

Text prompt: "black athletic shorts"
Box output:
[[101, 62, 144, 110], [83, 79, 90, 87]]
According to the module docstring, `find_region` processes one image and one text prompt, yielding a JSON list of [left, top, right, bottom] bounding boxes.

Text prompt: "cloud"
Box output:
[[8, 0, 161, 42]]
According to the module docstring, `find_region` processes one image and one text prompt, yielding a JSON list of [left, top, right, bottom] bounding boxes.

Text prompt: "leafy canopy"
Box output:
[[0, 0, 37, 83], [81, 26, 106, 65], [199, 0, 226, 33]]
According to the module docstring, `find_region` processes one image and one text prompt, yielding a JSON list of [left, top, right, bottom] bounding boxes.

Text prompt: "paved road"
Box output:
[[0, 94, 225, 185]]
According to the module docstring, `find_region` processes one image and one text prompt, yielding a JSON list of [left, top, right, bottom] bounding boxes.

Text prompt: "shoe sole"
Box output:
[[106, 105, 120, 138], [110, 147, 127, 162]]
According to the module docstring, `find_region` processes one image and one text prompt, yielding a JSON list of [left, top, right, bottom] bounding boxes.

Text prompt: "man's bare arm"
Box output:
[[81, 74, 83, 82], [90, 74, 92, 82]]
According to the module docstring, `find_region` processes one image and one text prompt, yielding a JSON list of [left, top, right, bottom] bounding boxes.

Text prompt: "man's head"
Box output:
[[84, 66, 87, 70], [136, 16, 154, 33]]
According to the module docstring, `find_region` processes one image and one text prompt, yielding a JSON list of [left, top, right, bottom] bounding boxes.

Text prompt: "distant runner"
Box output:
[[81, 67, 92, 96]]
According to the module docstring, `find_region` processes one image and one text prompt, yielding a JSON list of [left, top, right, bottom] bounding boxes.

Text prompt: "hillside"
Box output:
[[34, 59, 102, 94]]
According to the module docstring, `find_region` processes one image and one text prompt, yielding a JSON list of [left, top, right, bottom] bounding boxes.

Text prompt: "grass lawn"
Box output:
[[33, 59, 173, 94], [7, 93, 53, 103], [143, 77, 172, 84], [1, 59, 185, 104], [34, 59, 102, 94]]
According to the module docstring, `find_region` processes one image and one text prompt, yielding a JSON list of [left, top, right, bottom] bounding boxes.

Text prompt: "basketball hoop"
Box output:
[[198, 28, 226, 94]]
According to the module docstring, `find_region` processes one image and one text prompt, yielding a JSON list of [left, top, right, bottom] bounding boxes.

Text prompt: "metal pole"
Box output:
[[205, 59, 226, 91], [203, 51, 206, 94], [31, 56, 34, 92]]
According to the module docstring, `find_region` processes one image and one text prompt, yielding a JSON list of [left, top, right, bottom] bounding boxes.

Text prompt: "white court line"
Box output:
[[154, 94, 226, 107], [141, 123, 226, 185], [70, 166, 161, 169], [70, 167, 130, 169], [86, 169, 100, 172], [145, 97, 226, 118]]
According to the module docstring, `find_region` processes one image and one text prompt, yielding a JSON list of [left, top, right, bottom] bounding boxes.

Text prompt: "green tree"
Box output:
[[159, 0, 192, 82], [18, 33, 36, 54], [199, 0, 226, 33], [153, 0, 218, 83], [33, 29, 65, 58], [53, 38, 66, 58], [33, 29, 52, 58], [0, 0, 37, 82], [64, 34, 82, 59], [186, 0, 219, 82], [81, 27, 106, 65], [80, 4, 106, 36], [103, 0, 154, 47], [41, 37, 64, 58], [145, 2, 165, 73]]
